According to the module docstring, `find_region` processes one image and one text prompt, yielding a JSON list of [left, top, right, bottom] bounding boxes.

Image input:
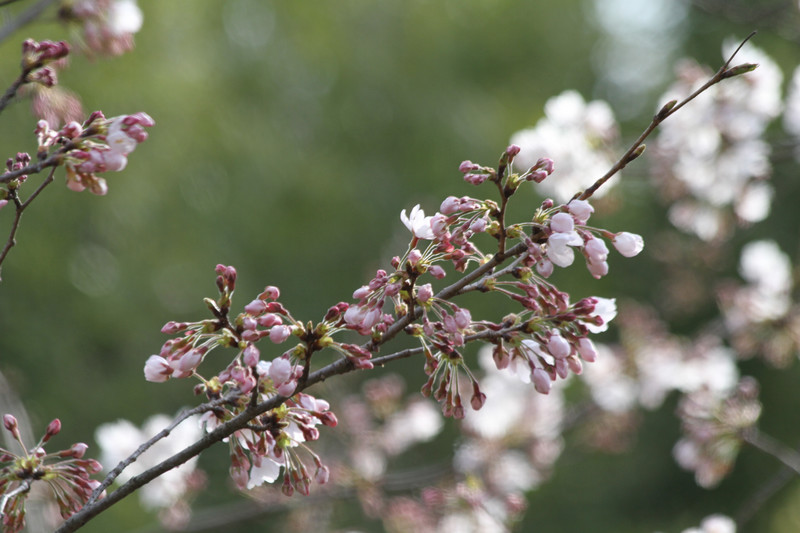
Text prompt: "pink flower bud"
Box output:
[[45, 418, 62, 438], [417, 283, 433, 303], [161, 321, 185, 334], [315, 465, 330, 484], [352, 285, 370, 300], [584, 237, 609, 263], [3, 414, 18, 432], [464, 173, 487, 185], [407, 248, 422, 266], [243, 344, 260, 367], [269, 325, 292, 344], [567, 199, 594, 223], [532, 368, 551, 394], [269, 357, 292, 385], [454, 307, 471, 329], [469, 217, 487, 233], [567, 356, 583, 375], [144, 355, 172, 382], [440, 196, 461, 214], [68, 442, 89, 458], [259, 285, 280, 300], [529, 169, 549, 183], [471, 390, 486, 410], [176, 349, 203, 373], [458, 160, 476, 173], [429, 265, 446, 279], [577, 337, 597, 362], [244, 299, 267, 316], [431, 214, 449, 238], [258, 313, 282, 328], [547, 333, 570, 359], [506, 144, 521, 157], [612, 232, 645, 257], [587, 259, 609, 279], [536, 258, 554, 278], [534, 157, 555, 174]]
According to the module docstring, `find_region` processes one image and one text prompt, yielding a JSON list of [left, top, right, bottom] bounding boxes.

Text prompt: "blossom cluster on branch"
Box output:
[[2, 3, 800, 533]]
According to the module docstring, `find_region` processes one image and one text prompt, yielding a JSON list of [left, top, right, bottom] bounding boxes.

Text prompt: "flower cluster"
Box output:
[[339, 147, 642, 420], [59, 0, 144, 57], [718, 240, 800, 367], [144, 264, 343, 495], [0, 415, 102, 533], [535, 198, 644, 279], [225, 393, 337, 496], [20, 39, 70, 88], [673, 377, 761, 488], [34, 110, 154, 195]]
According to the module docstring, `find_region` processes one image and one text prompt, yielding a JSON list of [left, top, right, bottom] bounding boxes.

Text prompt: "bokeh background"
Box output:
[[1, 0, 800, 531]]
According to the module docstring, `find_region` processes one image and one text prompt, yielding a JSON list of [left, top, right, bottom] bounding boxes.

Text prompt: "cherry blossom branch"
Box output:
[[48, 33, 761, 532], [575, 31, 758, 201]]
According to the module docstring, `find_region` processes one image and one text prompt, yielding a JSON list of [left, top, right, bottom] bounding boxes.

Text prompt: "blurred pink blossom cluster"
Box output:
[[718, 240, 800, 367], [673, 377, 761, 488], [652, 42, 783, 241], [59, 0, 143, 57]]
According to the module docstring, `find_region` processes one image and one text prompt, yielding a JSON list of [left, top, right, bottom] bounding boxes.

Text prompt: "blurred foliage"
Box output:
[[0, 0, 799, 532]]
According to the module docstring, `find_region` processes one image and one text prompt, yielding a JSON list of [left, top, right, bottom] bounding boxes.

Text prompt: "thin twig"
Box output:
[[0, 75, 26, 116], [84, 395, 236, 506], [0, 165, 57, 277], [575, 31, 757, 201]]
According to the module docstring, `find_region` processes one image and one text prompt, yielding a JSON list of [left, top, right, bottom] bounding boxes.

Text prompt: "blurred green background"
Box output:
[[1, 0, 800, 531]]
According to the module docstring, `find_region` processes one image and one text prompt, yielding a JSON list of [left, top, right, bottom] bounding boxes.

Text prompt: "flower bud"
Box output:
[[612, 232, 644, 257]]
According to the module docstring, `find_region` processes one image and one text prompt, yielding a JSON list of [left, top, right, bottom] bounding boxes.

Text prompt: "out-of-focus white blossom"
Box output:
[[652, 42, 783, 240], [95, 414, 202, 510], [659, 514, 736, 533], [582, 335, 738, 413], [722, 240, 793, 328], [510, 90, 619, 202], [380, 399, 443, 455]]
